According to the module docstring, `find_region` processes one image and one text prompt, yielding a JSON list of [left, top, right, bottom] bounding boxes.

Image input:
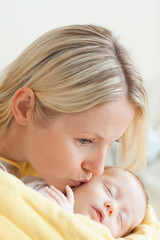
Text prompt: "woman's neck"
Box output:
[[0, 120, 26, 163]]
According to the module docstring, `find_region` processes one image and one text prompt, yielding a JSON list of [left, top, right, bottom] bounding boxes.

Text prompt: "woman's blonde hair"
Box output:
[[0, 25, 148, 172]]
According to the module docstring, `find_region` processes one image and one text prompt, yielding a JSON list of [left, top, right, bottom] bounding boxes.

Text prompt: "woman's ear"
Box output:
[[12, 87, 36, 126]]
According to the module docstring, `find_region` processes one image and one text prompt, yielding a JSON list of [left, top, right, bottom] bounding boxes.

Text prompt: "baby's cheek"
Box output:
[[103, 216, 122, 238]]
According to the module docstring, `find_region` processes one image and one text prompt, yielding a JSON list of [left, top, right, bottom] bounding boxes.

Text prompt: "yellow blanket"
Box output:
[[0, 169, 159, 240]]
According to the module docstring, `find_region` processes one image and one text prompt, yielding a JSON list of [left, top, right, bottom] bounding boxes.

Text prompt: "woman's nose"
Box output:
[[81, 147, 109, 176], [104, 201, 115, 216]]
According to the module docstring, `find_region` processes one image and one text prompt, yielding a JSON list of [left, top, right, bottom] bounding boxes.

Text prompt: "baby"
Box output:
[[22, 166, 148, 238]]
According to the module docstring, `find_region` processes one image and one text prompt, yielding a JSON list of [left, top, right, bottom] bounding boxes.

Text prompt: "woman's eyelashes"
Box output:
[[78, 138, 93, 146], [77, 136, 120, 147]]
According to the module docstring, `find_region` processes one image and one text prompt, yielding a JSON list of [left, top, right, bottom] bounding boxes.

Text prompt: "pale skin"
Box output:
[[45, 167, 146, 238], [0, 87, 135, 192]]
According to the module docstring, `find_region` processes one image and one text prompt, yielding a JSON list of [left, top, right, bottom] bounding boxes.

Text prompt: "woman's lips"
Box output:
[[91, 206, 105, 223], [71, 180, 83, 187], [71, 177, 92, 187]]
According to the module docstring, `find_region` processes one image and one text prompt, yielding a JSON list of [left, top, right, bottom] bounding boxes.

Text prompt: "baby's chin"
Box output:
[[108, 229, 124, 239]]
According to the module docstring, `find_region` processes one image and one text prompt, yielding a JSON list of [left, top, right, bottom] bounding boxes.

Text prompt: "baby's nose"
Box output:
[[104, 201, 115, 216]]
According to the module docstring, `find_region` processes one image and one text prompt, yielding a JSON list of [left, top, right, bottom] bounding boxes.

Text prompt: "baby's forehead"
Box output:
[[103, 166, 125, 176], [103, 167, 138, 185], [102, 167, 145, 200]]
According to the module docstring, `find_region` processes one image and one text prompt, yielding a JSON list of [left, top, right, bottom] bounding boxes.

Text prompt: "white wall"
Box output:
[[0, 0, 160, 82], [0, 0, 160, 87]]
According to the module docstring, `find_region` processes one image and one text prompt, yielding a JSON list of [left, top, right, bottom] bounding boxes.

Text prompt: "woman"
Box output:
[[0, 25, 148, 193]]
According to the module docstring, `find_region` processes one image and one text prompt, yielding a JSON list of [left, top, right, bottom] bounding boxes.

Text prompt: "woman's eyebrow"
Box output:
[[78, 131, 124, 142], [78, 131, 105, 140], [92, 132, 124, 142]]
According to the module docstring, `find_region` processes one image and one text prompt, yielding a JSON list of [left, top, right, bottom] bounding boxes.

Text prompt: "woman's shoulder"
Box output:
[[0, 157, 21, 177], [0, 157, 40, 178]]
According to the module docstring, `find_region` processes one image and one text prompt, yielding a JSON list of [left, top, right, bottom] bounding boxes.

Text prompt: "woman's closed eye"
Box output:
[[78, 138, 93, 146]]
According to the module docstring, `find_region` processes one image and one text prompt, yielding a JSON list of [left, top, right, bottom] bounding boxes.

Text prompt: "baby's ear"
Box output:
[[12, 87, 35, 126]]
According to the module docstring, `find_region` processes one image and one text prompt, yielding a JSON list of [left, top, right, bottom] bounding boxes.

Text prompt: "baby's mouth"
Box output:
[[92, 206, 105, 223]]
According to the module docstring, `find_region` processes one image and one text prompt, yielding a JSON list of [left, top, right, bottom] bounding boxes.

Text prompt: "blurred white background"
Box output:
[[0, 0, 160, 83], [0, 0, 160, 219], [1, 0, 160, 126]]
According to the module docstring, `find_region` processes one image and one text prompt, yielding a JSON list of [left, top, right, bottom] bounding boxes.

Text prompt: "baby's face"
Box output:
[[73, 167, 146, 238]]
